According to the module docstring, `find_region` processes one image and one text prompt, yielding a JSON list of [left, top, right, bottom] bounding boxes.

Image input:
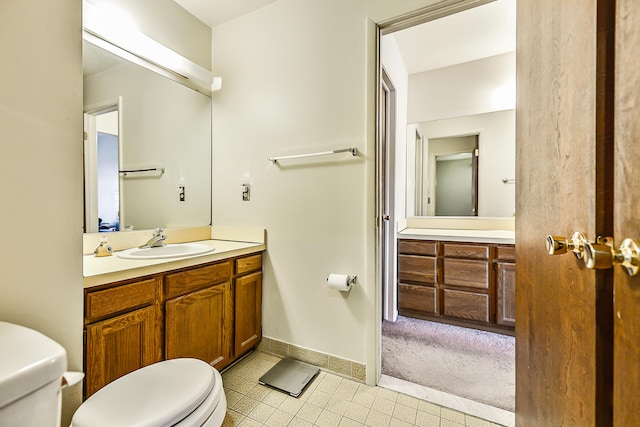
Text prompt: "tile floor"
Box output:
[[221, 351, 505, 427]]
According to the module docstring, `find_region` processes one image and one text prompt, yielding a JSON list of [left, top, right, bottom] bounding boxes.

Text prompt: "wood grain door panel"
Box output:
[[398, 254, 436, 284], [234, 271, 262, 357], [165, 282, 232, 369], [85, 306, 159, 398], [443, 289, 488, 323]]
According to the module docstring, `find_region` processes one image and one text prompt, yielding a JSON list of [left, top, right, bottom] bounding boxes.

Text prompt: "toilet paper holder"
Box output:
[[326, 273, 357, 291]]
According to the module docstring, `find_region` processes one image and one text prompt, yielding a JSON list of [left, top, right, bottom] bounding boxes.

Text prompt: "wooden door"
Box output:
[[165, 282, 232, 370], [85, 306, 159, 397], [234, 271, 262, 357], [516, 0, 614, 425], [614, 0, 640, 423]]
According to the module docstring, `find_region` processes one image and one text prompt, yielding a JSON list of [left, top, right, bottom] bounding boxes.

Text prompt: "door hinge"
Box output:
[[83, 329, 87, 345], [83, 131, 88, 141]]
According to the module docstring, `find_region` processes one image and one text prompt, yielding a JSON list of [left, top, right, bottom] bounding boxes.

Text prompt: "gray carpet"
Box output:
[[382, 316, 515, 412]]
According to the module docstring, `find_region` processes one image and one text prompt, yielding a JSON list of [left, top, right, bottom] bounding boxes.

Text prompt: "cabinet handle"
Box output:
[[584, 238, 640, 276], [545, 232, 588, 259]]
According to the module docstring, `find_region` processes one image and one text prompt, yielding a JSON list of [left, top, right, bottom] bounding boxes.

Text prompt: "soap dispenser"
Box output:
[[94, 237, 113, 257]]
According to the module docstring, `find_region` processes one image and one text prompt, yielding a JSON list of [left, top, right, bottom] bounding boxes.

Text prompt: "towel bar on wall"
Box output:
[[119, 167, 165, 177], [269, 147, 358, 164]]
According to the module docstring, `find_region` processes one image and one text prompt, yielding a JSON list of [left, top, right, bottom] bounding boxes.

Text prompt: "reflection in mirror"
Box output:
[[83, 39, 212, 232]]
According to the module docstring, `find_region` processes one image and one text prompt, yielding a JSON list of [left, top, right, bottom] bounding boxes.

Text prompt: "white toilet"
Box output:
[[0, 321, 70, 427], [71, 358, 227, 427], [0, 322, 227, 427]]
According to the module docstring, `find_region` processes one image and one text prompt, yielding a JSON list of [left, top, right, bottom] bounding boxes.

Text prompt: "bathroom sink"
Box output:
[[117, 243, 215, 260]]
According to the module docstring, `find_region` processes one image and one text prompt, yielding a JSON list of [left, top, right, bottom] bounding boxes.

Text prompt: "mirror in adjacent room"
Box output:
[[384, 0, 516, 218], [83, 38, 212, 233]]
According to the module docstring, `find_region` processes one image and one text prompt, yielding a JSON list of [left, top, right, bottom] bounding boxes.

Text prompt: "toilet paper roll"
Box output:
[[327, 273, 355, 292]]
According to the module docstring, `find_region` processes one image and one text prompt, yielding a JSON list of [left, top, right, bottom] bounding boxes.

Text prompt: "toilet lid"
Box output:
[[72, 358, 215, 427]]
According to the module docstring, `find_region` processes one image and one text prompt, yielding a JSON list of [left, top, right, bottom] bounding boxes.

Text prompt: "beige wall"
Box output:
[[0, 1, 83, 424], [211, 0, 441, 383]]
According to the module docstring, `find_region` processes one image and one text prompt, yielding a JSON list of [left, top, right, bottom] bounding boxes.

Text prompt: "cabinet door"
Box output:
[[85, 306, 160, 398], [496, 262, 516, 327], [235, 271, 262, 357], [165, 282, 232, 370]]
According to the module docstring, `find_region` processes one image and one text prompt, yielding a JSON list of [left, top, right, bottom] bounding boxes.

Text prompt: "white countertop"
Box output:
[[398, 228, 515, 244], [83, 239, 265, 288]]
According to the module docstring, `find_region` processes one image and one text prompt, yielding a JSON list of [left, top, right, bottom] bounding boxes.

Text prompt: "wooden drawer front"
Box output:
[[443, 258, 489, 289], [86, 278, 158, 323], [398, 254, 437, 284], [443, 243, 489, 259], [236, 253, 262, 276], [165, 261, 232, 299], [398, 283, 437, 314], [496, 245, 516, 261], [443, 289, 489, 323], [398, 240, 437, 256]]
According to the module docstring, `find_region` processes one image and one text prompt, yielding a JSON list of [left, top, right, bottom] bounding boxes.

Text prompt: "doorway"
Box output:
[[376, 0, 516, 423]]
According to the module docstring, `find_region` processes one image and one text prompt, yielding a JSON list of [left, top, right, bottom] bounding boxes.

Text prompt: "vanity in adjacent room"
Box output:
[[396, 218, 515, 334], [82, 227, 265, 398]]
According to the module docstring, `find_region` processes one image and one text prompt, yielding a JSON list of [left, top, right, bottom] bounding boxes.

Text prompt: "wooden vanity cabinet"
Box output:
[[83, 277, 163, 398], [83, 251, 263, 398], [164, 261, 233, 370], [397, 239, 515, 334]]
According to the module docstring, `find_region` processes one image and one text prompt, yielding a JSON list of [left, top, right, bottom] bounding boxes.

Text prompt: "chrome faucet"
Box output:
[[139, 227, 167, 249]]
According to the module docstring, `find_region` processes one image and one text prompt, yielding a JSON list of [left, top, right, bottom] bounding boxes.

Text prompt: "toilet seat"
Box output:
[[72, 358, 225, 427]]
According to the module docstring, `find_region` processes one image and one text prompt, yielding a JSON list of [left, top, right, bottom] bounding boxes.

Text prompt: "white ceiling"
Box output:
[[173, 0, 515, 75], [174, 0, 278, 28], [390, 0, 516, 74]]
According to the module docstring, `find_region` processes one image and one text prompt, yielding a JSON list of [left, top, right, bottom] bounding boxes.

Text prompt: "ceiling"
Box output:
[[390, 0, 516, 74], [174, 0, 278, 28], [172, 0, 515, 75]]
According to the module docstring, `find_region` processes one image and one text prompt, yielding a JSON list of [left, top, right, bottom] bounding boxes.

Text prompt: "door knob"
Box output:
[[546, 232, 588, 259], [584, 237, 640, 276]]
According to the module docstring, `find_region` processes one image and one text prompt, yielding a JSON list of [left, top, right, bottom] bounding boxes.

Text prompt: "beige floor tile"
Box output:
[[365, 409, 392, 427], [222, 409, 245, 427], [247, 402, 276, 423], [307, 389, 332, 407], [245, 384, 271, 401], [345, 401, 371, 423], [415, 411, 441, 427], [238, 417, 263, 427], [396, 393, 421, 409], [441, 419, 465, 427], [392, 403, 417, 424], [225, 389, 244, 408], [278, 396, 304, 416], [377, 387, 399, 402], [316, 409, 344, 427], [417, 400, 441, 416], [233, 396, 261, 416], [339, 417, 365, 427], [288, 417, 314, 427], [296, 402, 323, 424], [325, 396, 350, 416], [262, 389, 287, 408], [372, 395, 396, 416], [389, 417, 414, 427], [465, 415, 492, 427], [441, 407, 466, 423], [264, 409, 294, 427]]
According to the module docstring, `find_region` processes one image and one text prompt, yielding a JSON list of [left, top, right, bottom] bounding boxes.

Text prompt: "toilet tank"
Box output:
[[0, 321, 67, 427]]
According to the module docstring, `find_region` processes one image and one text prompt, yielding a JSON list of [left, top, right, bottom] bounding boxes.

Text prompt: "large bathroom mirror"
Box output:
[[384, 0, 516, 218], [83, 38, 212, 232]]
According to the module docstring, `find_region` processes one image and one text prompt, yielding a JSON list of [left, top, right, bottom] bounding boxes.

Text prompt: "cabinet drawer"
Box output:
[[165, 261, 232, 299], [496, 245, 515, 261], [398, 254, 437, 284], [442, 258, 489, 289], [398, 240, 437, 256], [398, 283, 437, 315], [443, 289, 489, 323], [85, 278, 159, 323], [443, 243, 489, 259], [236, 253, 262, 276]]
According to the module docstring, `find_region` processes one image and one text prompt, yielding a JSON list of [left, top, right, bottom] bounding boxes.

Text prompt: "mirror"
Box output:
[[383, 0, 516, 218], [83, 39, 212, 232]]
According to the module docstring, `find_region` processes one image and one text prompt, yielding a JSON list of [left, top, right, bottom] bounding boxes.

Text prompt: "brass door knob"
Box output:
[[546, 232, 587, 259], [583, 238, 640, 276]]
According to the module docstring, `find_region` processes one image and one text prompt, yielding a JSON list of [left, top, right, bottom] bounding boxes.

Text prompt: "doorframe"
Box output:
[[374, 0, 500, 385]]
